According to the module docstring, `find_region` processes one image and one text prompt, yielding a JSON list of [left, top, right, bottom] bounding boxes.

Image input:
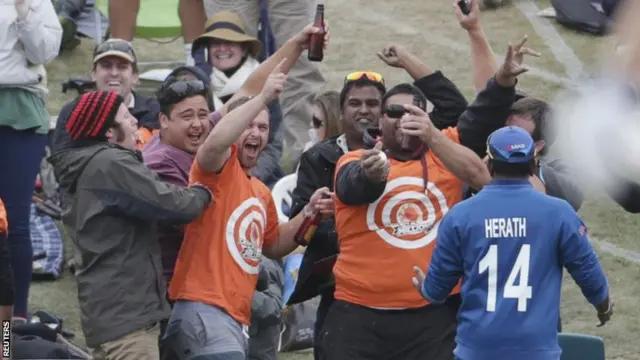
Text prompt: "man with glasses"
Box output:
[[288, 61, 468, 359], [48, 91, 213, 360], [52, 39, 161, 152], [314, 38, 538, 360]]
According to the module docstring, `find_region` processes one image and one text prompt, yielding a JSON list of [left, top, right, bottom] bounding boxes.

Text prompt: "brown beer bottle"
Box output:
[[308, 4, 325, 62]]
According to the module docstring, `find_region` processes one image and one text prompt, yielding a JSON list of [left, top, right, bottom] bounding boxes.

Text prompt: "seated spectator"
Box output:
[[193, 11, 285, 187], [49, 91, 212, 360], [193, 11, 262, 109], [0, 0, 62, 320], [51, 39, 161, 152], [304, 90, 341, 152]]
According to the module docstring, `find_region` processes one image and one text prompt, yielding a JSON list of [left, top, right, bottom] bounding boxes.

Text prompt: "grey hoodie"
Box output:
[[48, 143, 211, 347]]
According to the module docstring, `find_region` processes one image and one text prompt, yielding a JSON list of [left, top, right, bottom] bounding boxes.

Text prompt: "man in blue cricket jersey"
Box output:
[[411, 126, 614, 360]]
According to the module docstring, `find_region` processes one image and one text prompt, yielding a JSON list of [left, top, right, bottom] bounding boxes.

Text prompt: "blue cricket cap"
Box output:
[[487, 126, 536, 164]]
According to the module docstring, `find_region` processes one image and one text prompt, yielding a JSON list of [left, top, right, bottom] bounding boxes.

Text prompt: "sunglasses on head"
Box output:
[[344, 71, 385, 85], [157, 79, 207, 104], [94, 40, 136, 59], [312, 115, 323, 129]]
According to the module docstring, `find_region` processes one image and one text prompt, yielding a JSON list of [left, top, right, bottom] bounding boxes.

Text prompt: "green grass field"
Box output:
[[31, 0, 640, 359]]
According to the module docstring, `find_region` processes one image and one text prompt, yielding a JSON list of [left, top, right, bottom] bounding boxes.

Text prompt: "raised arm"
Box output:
[[457, 35, 540, 157], [16, 0, 63, 65], [377, 44, 468, 129], [454, 0, 500, 92], [196, 61, 287, 173], [401, 105, 490, 190], [220, 22, 330, 116]]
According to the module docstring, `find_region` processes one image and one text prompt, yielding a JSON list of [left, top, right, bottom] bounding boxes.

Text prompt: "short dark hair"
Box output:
[[382, 83, 427, 111], [156, 79, 209, 116], [509, 97, 554, 153], [339, 78, 386, 108], [490, 159, 534, 178]]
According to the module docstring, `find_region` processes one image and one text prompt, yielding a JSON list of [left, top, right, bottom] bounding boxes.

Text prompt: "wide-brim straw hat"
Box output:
[[193, 11, 261, 58]]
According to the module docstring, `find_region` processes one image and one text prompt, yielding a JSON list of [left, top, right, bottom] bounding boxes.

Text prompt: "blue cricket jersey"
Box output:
[[421, 179, 609, 360]]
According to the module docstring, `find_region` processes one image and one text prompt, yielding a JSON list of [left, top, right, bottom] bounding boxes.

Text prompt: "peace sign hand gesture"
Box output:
[[496, 35, 541, 86]]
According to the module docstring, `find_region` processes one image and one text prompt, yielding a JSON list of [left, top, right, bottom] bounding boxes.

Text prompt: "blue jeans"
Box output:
[[0, 126, 47, 317]]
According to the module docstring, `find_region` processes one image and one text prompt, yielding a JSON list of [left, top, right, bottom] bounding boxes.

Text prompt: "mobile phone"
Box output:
[[458, 0, 471, 15]]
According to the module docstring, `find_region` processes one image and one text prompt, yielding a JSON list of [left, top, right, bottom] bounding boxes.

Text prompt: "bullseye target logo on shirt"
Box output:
[[366, 176, 449, 249], [225, 197, 267, 275]]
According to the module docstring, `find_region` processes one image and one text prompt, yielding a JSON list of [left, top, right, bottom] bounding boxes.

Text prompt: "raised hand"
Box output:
[[360, 142, 390, 183], [498, 35, 541, 80], [400, 104, 434, 144], [454, 0, 482, 32], [377, 44, 410, 68], [294, 20, 330, 51], [260, 58, 288, 104]]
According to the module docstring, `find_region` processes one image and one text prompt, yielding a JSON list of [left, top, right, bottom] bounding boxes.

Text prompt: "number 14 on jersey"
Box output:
[[478, 244, 533, 312]]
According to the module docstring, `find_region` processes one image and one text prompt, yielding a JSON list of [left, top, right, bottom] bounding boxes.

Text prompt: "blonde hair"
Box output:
[[314, 91, 342, 139]]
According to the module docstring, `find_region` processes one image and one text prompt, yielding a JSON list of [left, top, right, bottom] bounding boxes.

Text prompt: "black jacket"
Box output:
[[51, 92, 160, 153], [0, 230, 12, 306], [456, 79, 584, 211], [286, 71, 474, 305], [610, 182, 640, 213]]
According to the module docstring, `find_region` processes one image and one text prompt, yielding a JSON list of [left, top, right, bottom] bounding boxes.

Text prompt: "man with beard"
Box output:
[[288, 42, 470, 359], [163, 61, 334, 360], [318, 35, 538, 360], [52, 39, 161, 152], [48, 91, 213, 360]]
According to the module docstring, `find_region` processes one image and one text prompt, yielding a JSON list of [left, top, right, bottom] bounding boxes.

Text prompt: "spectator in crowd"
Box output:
[[454, 1, 583, 212], [51, 38, 161, 152], [249, 258, 285, 360], [163, 61, 333, 360], [48, 91, 213, 360], [317, 37, 537, 359], [0, 199, 12, 326], [107, 0, 206, 65], [287, 44, 470, 359], [0, 0, 62, 320], [192, 11, 286, 187], [303, 90, 341, 152], [143, 22, 328, 287], [203, 0, 326, 169], [414, 126, 612, 360]]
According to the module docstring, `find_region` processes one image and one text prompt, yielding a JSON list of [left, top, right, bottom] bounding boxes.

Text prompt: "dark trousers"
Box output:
[[319, 296, 460, 360], [0, 127, 47, 317], [313, 290, 334, 360]]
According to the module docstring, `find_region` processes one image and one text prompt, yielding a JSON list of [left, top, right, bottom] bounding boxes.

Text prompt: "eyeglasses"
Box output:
[[384, 104, 406, 118], [344, 71, 385, 85], [157, 79, 207, 105], [93, 40, 136, 60], [312, 115, 323, 129]]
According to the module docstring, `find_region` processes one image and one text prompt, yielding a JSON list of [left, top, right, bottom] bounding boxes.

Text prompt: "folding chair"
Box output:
[[558, 333, 605, 360], [271, 173, 298, 224]]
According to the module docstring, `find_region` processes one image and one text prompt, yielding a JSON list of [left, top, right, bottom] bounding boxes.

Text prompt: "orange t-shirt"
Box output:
[[137, 128, 159, 150], [168, 145, 280, 325], [0, 199, 7, 235], [333, 128, 464, 309]]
